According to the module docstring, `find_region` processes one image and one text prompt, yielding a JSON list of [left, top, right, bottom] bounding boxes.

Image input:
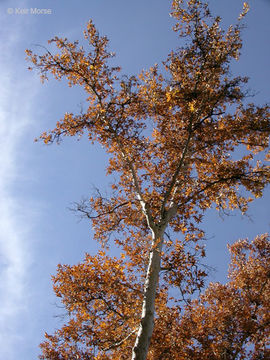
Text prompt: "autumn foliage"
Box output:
[[151, 234, 270, 359], [39, 234, 270, 359], [26, 0, 269, 359]]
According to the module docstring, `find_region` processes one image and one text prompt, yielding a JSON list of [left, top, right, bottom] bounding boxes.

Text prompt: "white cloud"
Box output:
[[0, 5, 40, 358]]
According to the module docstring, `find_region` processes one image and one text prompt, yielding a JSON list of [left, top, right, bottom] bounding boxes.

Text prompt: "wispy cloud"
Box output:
[[0, 5, 40, 358]]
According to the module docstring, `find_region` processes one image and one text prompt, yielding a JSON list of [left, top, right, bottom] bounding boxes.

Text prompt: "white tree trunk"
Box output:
[[131, 228, 165, 360]]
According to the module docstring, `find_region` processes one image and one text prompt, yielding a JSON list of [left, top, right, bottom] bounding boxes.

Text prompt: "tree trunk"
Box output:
[[131, 228, 165, 360]]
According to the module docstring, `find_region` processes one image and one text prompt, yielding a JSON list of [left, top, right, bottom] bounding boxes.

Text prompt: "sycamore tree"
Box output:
[[26, 1, 269, 359]]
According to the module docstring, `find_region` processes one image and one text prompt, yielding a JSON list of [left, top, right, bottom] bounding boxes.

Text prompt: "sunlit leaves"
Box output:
[[151, 234, 270, 360], [39, 252, 142, 359]]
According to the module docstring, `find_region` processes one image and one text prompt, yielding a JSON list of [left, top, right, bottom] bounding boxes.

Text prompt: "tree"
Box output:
[[26, 1, 269, 359]]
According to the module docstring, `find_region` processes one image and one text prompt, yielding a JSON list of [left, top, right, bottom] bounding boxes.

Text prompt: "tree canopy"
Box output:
[[26, 1, 269, 359]]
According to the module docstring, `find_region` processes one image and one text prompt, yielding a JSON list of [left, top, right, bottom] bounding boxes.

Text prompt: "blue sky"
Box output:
[[0, 0, 269, 359]]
